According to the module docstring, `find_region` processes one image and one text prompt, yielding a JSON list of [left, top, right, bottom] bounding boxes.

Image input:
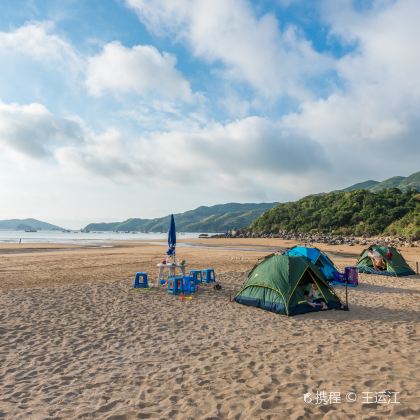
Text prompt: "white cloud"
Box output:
[[254, 0, 418, 184], [125, 0, 333, 100], [56, 128, 143, 182], [323, 0, 420, 97], [86, 41, 193, 101], [2, 1, 420, 222], [0, 101, 84, 158], [0, 22, 82, 73], [55, 116, 328, 193]]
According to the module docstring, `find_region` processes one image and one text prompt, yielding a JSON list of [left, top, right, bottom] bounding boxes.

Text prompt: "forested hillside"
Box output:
[[83, 202, 277, 233], [250, 189, 419, 239]]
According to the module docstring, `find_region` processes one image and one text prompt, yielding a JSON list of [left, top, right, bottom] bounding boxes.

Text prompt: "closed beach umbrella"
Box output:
[[167, 214, 176, 256]]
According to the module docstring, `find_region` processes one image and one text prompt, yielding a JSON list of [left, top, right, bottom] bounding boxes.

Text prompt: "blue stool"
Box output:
[[183, 276, 196, 294], [133, 272, 148, 288], [202, 269, 216, 284], [189, 270, 203, 285], [167, 276, 184, 295]]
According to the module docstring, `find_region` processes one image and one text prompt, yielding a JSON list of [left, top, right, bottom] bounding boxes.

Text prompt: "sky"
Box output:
[[0, 0, 419, 229]]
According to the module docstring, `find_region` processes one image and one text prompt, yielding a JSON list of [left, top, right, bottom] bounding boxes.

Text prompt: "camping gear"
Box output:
[[330, 268, 358, 287], [234, 254, 344, 316], [332, 272, 345, 283], [167, 276, 184, 295], [157, 260, 187, 285], [202, 269, 216, 284], [183, 276, 197, 294], [167, 214, 176, 257], [133, 272, 148, 288], [344, 266, 358, 286], [190, 270, 203, 284], [356, 245, 415, 276], [284, 246, 339, 281]]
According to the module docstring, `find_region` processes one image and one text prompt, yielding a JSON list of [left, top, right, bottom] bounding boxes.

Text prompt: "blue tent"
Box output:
[[167, 214, 176, 256], [284, 246, 338, 281]]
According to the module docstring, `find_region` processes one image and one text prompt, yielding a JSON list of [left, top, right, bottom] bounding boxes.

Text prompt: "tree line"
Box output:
[[250, 188, 419, 240]]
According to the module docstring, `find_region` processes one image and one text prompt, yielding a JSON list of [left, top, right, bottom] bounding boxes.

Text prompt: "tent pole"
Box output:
[[344, 278, 349, 311]]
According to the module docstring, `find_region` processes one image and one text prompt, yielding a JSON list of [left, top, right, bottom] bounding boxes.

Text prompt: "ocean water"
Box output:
[[0, 230, 206, 246]]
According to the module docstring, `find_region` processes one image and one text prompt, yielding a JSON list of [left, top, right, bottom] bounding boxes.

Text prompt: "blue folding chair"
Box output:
[[202, 269, 216, 283], [189, 270, 203, 285], [133, 272, 148, 288], [183, 276, 196, 294], [167, 275, 184, 295]]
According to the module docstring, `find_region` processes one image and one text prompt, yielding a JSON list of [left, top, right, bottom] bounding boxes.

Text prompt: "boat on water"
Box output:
[[25, 228, 37, 232]]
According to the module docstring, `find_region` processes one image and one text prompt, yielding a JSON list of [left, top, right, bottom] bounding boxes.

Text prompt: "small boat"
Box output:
[[25, 228, 37, 232]]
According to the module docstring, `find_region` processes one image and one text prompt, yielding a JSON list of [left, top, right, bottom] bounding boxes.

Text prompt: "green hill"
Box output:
[[370, 176, 406, 192], [83, 202, 278, 233], [342, 171, 420, 192], [341, 180, 379, 192], [0, 218, 64, 231], [399, 171, 420, 190], [250, 189, 420, 240]]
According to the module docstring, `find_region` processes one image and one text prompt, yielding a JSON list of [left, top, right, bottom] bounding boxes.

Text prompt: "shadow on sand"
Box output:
[[333, 282, 420, 295], [296, 303, 420, 322]]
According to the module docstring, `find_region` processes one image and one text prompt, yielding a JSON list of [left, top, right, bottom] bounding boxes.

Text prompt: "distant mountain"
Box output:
[[342, 171, 420, 192], [341, 180, 379, 192], [83, 202, 278, 233], [0, 218, 64, 231], [397, 171, 420, 190]]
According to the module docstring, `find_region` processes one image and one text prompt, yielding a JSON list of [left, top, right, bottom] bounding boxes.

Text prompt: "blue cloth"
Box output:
[[284, 246, 338, 281], [167, 214, 176, 255]]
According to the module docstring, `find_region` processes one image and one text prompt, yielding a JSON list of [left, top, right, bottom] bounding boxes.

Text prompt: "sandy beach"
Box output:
[[0, 239, 419, 419]]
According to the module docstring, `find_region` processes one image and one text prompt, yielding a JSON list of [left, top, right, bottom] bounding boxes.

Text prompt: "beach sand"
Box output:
[[0, 239, 419, 419]]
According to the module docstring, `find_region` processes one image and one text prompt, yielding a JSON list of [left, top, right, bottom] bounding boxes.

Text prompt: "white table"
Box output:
[[157, 262, 187, 284]]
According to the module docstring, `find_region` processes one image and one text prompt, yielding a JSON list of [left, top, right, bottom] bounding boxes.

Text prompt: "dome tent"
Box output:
[[234, 254, 344, 316], [284, 246, 339, 281], [356, 245, 415, 276]]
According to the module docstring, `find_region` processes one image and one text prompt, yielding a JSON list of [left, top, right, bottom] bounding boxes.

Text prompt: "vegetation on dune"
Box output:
[[250, 188, 420, 240]]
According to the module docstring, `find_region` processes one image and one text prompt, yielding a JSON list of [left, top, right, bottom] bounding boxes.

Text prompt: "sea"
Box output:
[[0, 230, 208, 246]]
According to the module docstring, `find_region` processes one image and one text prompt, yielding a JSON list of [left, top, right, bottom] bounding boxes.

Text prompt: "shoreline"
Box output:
[[0, 239, 418, 293], [1, 236, 418, 260]]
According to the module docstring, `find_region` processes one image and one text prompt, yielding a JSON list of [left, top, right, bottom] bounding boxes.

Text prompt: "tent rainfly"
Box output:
[[356, 245, 415, 277], [234, 254, 344, 316], [284, 246, 339, 281]]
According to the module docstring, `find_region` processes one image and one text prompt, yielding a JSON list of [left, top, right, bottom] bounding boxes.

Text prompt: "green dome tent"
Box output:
[[356, 245, 415, 276], [234, 254, 344, 316]]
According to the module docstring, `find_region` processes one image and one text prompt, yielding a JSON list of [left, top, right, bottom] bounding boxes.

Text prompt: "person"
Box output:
[[304, 282, 328, 310], [367, 246, 386, 270]]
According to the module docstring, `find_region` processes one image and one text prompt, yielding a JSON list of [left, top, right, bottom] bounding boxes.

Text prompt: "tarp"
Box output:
[[284, 246, 339, 281], [356, 245, 415, 276], [235, 254, 343, 316]]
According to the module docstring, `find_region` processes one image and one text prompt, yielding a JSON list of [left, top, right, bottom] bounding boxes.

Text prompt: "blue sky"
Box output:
[[0, 0, 419, 228]]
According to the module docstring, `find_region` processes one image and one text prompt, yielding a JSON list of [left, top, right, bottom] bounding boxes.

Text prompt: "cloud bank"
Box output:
[[0, 0, 419, 224]]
